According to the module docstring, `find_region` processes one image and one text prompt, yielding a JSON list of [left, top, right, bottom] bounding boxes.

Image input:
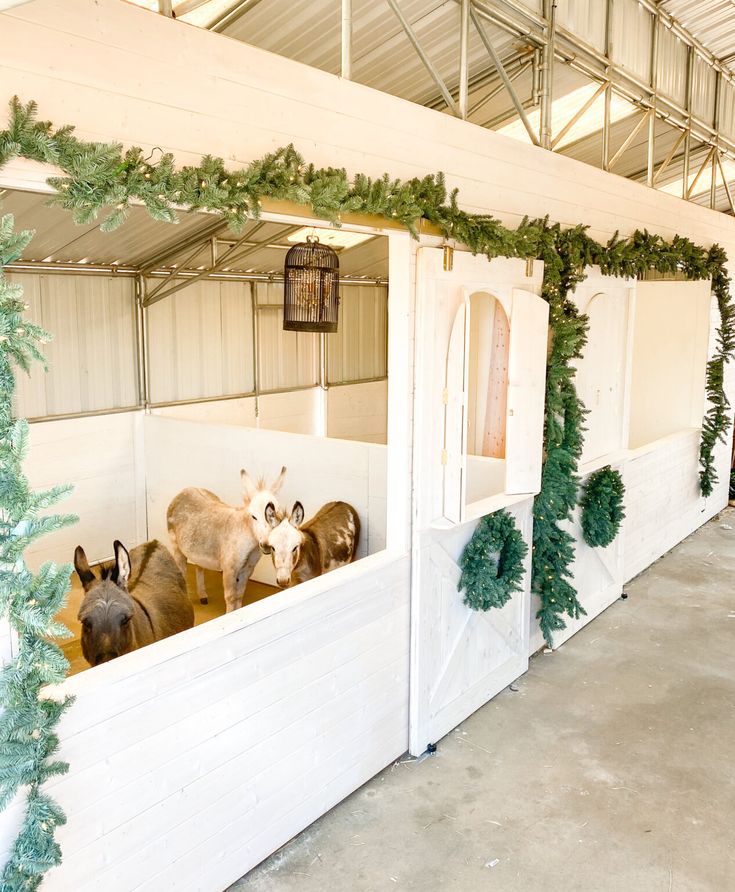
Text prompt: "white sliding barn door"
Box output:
[[410, 248, 546, 755]]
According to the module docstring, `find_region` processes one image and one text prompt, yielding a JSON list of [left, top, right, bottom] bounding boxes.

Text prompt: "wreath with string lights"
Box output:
[[579, 466, 626, 548], [458, 510, 528, 611]]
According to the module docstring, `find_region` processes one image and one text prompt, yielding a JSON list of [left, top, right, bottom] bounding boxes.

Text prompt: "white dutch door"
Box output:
[[410, 247, 548, 755], [547, 269, 636, 650]]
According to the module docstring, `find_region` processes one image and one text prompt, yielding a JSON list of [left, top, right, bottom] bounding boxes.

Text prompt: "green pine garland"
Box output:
[[0, 96, 734, 884], [0, 213, 77, 891], [579, 466, 626, 549], [458, 510, 528, 611]]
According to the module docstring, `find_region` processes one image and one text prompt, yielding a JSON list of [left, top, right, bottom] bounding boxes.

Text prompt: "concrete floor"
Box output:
[[232, 509, 735, 892]]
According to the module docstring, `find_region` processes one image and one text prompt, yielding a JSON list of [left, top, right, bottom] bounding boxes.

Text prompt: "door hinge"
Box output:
[[442, 245, 454, 271], [441, 449, 448, 465], [525, 258, 534, 278], [441, 387, 448, 405]]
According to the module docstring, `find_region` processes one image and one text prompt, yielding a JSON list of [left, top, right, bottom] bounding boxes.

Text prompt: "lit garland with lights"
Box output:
[[0, 97, 733, 883]]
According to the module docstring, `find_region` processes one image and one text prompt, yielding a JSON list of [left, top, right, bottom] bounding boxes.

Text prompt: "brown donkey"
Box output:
[[263, 500, 360, 588], [167, 467, 286, 612], [74, 539, 194, 667]]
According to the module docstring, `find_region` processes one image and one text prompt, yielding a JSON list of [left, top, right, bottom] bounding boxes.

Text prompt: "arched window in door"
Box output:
[[443, 286, 549, 524]]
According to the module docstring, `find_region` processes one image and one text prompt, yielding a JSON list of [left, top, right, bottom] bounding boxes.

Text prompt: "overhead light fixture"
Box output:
[[287, 226, 374, 250], [283, 235, 340, 333]]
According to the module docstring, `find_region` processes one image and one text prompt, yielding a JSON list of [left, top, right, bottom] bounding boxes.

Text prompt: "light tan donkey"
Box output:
[[263, 500, 360, 588], [167, 467, 286, 612]]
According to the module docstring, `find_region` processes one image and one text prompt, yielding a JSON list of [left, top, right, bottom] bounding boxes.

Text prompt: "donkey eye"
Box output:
[[292, 547, 298, 554], [251, 514, 258, 521], [120, 615, 131, 627], [82, 619, 92, 631]]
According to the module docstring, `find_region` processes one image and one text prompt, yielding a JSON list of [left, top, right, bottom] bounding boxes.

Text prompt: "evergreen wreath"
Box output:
[[579, 466, 626, 548], [458, 510, 528, 611], [0, 96, 734, 884]]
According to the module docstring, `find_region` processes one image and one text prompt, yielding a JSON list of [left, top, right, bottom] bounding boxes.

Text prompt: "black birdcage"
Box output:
[[283, 235, 340, 332]]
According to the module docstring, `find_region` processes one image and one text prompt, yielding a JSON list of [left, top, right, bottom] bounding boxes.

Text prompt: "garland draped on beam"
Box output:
[[0, 213, 76, 891]]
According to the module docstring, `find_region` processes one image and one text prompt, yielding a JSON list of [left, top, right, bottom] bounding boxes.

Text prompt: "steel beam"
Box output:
[[608, 109, 652, 171], [459, 0, 470, 119], [539, 0, 556, 150], [686, 145, 717, 199], [652, 127, 687, 187], [716, 152, 735, 215], [341, 0, 352, 79], [208, 0, 264, 33], [143, 223, 297, 306], [467, 60, 531, 118], [138, 218, 229, 275], [471, 6, 540, 145], [550, 80, 606, 150], [386, 0, 460, 117], [646, 11, 659, 187]]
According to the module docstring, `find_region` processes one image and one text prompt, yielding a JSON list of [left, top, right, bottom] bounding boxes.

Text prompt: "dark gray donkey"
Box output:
[[74, 539, 195, 667]]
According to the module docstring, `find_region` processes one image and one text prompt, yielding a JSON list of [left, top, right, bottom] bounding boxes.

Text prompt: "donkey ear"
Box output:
[[265, 502, 279, 528], [291, 501, 305, 527], [240, 469, 257, 501], [112, 540, 131, 589], [270, 466, 287, 494], [74, 546, 96, 590]]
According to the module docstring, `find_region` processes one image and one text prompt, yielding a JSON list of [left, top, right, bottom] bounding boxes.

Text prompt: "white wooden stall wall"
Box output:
[[9, 272, 138, 418], [0, 551, 410, 892], [622, 285, 723, 581], [23, 412, 147, 570], [327, 380, 388, 443], [143, 415, 387, 585], [410, 249, 546, 754]]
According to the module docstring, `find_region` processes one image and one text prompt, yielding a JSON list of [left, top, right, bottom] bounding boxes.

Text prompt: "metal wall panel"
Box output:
[[10, 272, 138, 418], [557, 0, 606, 52], [611, 0, 652, 83], [690, 51, 716, 125], [255, 283, 319, 392], [327, 285, 388, 384], [719, 79, 735, 140], [146, 279, 254, 404], [656, 24, 688, 106]]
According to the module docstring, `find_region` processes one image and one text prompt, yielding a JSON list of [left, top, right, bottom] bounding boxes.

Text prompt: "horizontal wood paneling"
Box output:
[[35, 555, 410, 891], [23, 412, 146, 569], [143, 415, 387, 582], [327, 380, 388, 443]]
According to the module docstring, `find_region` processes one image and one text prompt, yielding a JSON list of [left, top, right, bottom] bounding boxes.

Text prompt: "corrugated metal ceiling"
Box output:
[[0, 189, 389, 277], [662, 0, 735, 63]]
